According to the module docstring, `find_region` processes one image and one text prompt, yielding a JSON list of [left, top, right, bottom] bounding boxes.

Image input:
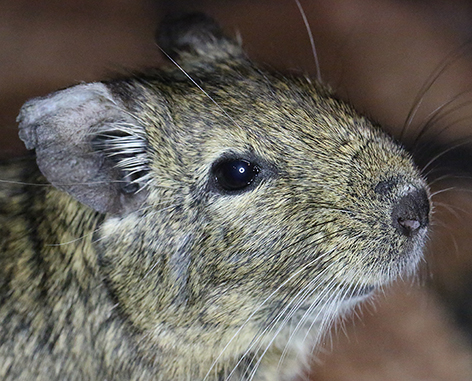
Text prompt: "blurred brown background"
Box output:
[[1, 0, 472, 379]]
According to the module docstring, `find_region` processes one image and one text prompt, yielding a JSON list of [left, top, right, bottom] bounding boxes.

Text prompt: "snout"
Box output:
[[391, 188, 430, 237]]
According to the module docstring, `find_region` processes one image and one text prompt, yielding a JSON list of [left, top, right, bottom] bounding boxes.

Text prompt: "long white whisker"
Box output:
[[276, 243, 362, 366], [277, 274, 339, 370], [243, 259, 341, 381], [0, 179, 51, 187], [222, 249, 340, 381], [309, 284, 348, 354], [277, 234, 365, 369], [294, 0, 322, 83], [429, 186, 456, 198], [157, 46, 244, 132], [204, 242, 341, 380], [45, 228, 100, 247]]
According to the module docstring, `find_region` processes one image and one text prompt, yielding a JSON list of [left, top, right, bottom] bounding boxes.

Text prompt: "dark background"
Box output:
[[1, 0, 472, 379]]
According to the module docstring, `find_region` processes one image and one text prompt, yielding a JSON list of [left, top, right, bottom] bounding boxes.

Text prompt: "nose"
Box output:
[[391, 189, 430, 237]]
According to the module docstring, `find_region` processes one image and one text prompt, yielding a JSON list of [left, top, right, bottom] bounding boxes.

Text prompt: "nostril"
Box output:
[[398, 218, 421, 231], [392, 189, 430, 237]]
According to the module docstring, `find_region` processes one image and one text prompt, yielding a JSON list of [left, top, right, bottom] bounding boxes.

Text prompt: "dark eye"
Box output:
[[213, 159, 260, 191]]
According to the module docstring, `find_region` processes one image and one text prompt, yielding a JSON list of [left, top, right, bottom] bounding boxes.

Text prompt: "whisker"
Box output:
[[271, 263, 340, 347], [221, 257, 339, 380], [0, 179, 52, 187], [308, 284, 346, 354], [429, 186, 457, 198], [157, 46, 244, 132], [426, 173, 472, 187], [307, 258, 366, 353], [401, 41, 472, 141], [220, 248, 340, 381], [45, 228, 100, 247], [294, 0, 322, 83], [417, 113, 472, 150], [277, 273, 342, 370], [279, 233, 365, 364], [421, 137, 472, 175], [0, 177, 175, 190], [204, 226, 358, 380], [244, 276, 337, 381], [242, 240, 358, 380], [433, 201, 470, 219], [411, 92, 472, 148]]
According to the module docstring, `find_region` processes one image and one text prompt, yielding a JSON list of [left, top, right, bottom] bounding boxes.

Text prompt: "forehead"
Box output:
[[148, 68, 372, 140]]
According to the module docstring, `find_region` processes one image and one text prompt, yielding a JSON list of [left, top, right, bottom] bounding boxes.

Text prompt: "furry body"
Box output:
[[0, 13, 430, 380]]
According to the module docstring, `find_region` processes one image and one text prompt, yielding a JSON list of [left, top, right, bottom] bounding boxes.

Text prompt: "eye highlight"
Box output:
[[213, 159, 260, 192]]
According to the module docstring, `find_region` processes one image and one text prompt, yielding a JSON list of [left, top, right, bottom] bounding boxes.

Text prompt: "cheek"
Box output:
[[97, 216, 167, 321]]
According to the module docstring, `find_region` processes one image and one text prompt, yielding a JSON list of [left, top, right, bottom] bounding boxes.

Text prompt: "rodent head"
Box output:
[[17, 12, 430, 369]]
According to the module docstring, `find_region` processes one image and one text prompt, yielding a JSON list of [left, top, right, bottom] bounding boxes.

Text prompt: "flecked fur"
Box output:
[[0, 13, 430, 381]]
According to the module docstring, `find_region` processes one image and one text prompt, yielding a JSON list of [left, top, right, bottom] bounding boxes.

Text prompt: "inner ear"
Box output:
[[17, 82, 150, 215]]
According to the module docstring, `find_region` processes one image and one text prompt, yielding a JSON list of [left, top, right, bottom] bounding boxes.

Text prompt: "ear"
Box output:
[[156, 12, 245, 63], [17, 83, 150, 215]]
